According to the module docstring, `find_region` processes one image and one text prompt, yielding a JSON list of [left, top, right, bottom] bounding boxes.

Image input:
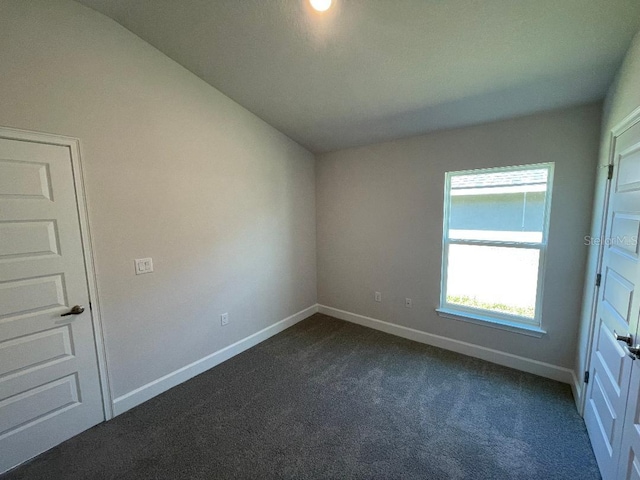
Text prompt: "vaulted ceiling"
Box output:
[[76, 0, 640, 153]]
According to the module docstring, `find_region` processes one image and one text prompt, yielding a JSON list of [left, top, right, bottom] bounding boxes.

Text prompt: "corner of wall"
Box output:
[[112, 304, 319, 416]]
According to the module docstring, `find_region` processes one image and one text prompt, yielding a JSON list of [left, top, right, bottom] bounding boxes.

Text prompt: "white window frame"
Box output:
[[436, 162, 554, 337]]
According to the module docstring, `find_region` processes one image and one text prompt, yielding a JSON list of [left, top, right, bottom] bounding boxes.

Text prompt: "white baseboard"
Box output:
[[318, 305, 576, 386], [112, 304, 319, 416]]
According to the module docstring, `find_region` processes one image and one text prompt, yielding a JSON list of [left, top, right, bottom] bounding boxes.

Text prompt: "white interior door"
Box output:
[[584, 119, 640, 480], [618, 362, 640, 480], [0, 134, 104, 473], [612, 120, 640, 480]]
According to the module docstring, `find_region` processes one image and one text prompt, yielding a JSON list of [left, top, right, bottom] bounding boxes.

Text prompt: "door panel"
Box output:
[[610, 214, 640, 259], [0, 158, 53, 200], [617, 147, 640, 192], [0, 374, 81, 435], [585, 120, 640, 480], [0, 136, 103, 473], [591, 370, 617, 448], [586, 318, 632, 474], [0, 220, 60, 260], [602, 268, 634, 322], [0, 325, 73, 378]]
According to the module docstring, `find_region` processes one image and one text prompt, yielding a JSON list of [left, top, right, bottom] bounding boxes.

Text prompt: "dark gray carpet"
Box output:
[[3, 314, 600, 480]]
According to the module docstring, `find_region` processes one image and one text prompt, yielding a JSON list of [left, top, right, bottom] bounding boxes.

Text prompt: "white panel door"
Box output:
[[584, 120, 640, 480], [0, 136, 104, 473], [612, 120, 640, 480], [618, 363, 640, 480]]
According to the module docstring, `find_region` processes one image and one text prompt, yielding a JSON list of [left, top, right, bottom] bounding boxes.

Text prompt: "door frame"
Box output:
[[579, 106, 640, 416], [0, 126, 113, 420]]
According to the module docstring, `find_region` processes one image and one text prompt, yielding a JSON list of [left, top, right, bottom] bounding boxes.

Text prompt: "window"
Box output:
[[437, 163, 554, 335]]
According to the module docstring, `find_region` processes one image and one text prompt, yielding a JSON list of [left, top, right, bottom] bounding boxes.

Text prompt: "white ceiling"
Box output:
[[76, 0, 640, 153]]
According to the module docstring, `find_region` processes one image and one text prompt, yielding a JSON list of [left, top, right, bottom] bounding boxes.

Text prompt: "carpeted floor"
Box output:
[[2, 313, 600, 480]]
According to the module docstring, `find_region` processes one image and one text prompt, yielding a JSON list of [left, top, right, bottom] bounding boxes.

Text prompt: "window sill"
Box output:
[[435, 308, 547, 338]]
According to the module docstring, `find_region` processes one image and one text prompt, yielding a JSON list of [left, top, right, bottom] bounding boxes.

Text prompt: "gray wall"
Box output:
[[317, 104, 601, 369], [0, 0, 317, 399], [576, 29, 640, 393]]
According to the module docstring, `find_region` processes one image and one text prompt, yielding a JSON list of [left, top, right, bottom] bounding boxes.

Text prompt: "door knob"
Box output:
[[614, 330, 633, 346], [60, 305, 85, 317], [627, 345, 640, 360]]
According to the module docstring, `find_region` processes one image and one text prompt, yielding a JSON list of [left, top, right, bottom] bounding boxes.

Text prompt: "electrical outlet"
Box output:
[[375, 291, 382, 302], [134, 258, 154, 275], [405, 298, 412, 308], [220, 313, 229, 326]]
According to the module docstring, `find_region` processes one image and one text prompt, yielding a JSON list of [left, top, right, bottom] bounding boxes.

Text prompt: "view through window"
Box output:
[[440, 163, 554, 327]]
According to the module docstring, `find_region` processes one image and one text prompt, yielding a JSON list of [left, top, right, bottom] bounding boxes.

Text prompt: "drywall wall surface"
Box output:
[[0, 0, 317, 399], [317, 104, 601, 369], [575, 30, 640, 388]]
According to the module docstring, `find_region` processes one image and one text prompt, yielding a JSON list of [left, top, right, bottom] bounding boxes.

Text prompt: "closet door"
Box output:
[[584, 119, 640, 480], [612, 119, 640, 480], [618, 363, 640, 480], [0, 134, 104, 473]]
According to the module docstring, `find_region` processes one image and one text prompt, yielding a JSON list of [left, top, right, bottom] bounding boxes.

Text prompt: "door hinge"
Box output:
[[89, 301, 93, 311], [584, 371, 590, 384], [608, 164, 614, 180], [595, 273, 602, 287]]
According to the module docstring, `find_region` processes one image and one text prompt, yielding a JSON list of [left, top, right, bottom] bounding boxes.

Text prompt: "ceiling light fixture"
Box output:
[[310, 0, 332, 12]]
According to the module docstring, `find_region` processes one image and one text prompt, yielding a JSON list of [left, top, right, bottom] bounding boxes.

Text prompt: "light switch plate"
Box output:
[[135, 258, 154, 275]]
